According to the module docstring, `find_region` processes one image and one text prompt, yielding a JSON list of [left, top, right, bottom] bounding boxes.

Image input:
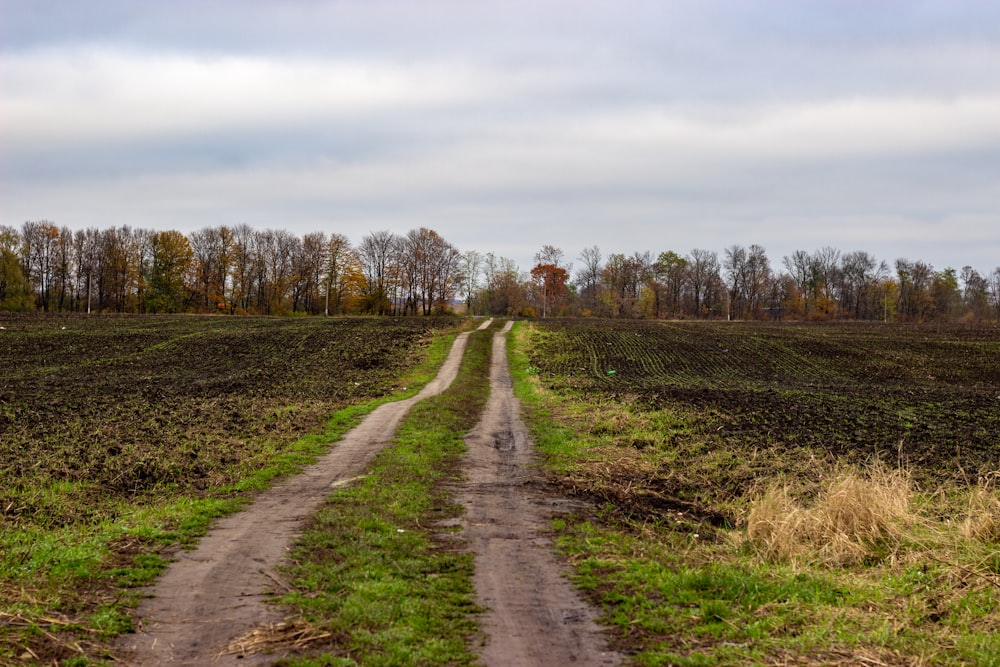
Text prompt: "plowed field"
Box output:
[[525, 320, 1000, 505], [1, 314, 459, 663], [0, 315, 455, 527]]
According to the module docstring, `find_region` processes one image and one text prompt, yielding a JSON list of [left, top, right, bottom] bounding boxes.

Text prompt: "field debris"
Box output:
[[221, 618, 333, 657], [329, 474, 368, 489]]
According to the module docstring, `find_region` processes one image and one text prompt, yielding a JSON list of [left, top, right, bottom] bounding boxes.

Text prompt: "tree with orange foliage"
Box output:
[[530, 262, 569, 318]]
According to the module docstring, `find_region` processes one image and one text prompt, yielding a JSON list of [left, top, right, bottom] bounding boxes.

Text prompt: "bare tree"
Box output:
[[72, 228, 101, 313], [388, 228, 461, 315], [687, 249, 721, 318], [267, 229, 299, 314], [189, 226, 233, 312], [397, 232, 421, 315], [239, 227, 298, 314], [959, 265, 990, 321], [782, 247, 847, 319], [575, 245, 603, 314], [990, 267, 1000, 321], [21, 221, 61, 311], [601, 252, 652, 318], [460, 249, 482, 314], [723, 245, 747, 319], [724, 244, 770, 319], [248, 229, 272, 313], [812, 246, 841, 316], [896, 258, 935, 321], [290, 232, 327, 314], [229, 224, 256, 314], [477, 254, 525, 316], [51, 226, 74, 311], [96, 226, 145, 313], [478, 252, 501, 316], [534, 244, 568, 270], [358, 230, 401, 315], [840, 250, 888, 320], [323, 233, 359, 315], [430, 236, 463, 314]]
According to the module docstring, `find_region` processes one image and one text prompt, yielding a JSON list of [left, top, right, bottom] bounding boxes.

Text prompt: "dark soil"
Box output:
[[0, 315, 456, 524], [527, 320, 1000, 496]]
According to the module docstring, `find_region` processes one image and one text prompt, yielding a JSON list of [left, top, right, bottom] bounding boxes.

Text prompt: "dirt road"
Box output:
[[455, 321, 622, 666], [120, 319, 619, 665], [121, 330, 472, 665]]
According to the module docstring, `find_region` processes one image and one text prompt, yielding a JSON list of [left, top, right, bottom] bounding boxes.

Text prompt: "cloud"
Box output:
[[2, 49, 489, 152], [1, 0, 999, 275]]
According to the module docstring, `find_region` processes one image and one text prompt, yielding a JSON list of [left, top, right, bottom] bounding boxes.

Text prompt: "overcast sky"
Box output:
[[3, 0, 999, 276]]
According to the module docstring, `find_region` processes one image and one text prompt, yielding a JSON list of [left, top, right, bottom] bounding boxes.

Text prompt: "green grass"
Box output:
[[272, 325, 496, 665], [508, 321, 1000, 666]]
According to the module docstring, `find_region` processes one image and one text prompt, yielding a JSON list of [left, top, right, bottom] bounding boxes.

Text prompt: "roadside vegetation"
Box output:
[[0, 314, 462, 664], [511, 319, 1000, 665]]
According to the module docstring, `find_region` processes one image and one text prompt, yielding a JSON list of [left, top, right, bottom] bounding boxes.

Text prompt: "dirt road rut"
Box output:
[[456, 321, 621, 666]]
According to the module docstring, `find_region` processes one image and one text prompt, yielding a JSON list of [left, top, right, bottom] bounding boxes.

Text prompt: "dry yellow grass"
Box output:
[[961, 480, 1000, 543], [747, 465, 913, 566]]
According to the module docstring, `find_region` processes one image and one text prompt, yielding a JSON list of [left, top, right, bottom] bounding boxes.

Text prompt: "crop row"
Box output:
[[527, 320, 1000, 485]]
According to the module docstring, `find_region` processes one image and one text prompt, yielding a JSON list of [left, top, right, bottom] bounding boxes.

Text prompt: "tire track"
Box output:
[[457, 321, 622, 666]]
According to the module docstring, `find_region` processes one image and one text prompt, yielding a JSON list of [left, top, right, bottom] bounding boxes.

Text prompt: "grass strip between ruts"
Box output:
[[270, 324, 495, 666]]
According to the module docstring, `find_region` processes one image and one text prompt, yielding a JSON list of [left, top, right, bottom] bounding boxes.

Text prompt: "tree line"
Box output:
[[1, 222, 461, 316], [2, 221, 998, 322], [468, 243, 999, 323]]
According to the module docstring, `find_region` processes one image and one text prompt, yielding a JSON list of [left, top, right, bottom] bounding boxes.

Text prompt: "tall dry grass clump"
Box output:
[[747, 464, 914, 566], [745, 485, 806, 562], [961, 481, 1000, 543]]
